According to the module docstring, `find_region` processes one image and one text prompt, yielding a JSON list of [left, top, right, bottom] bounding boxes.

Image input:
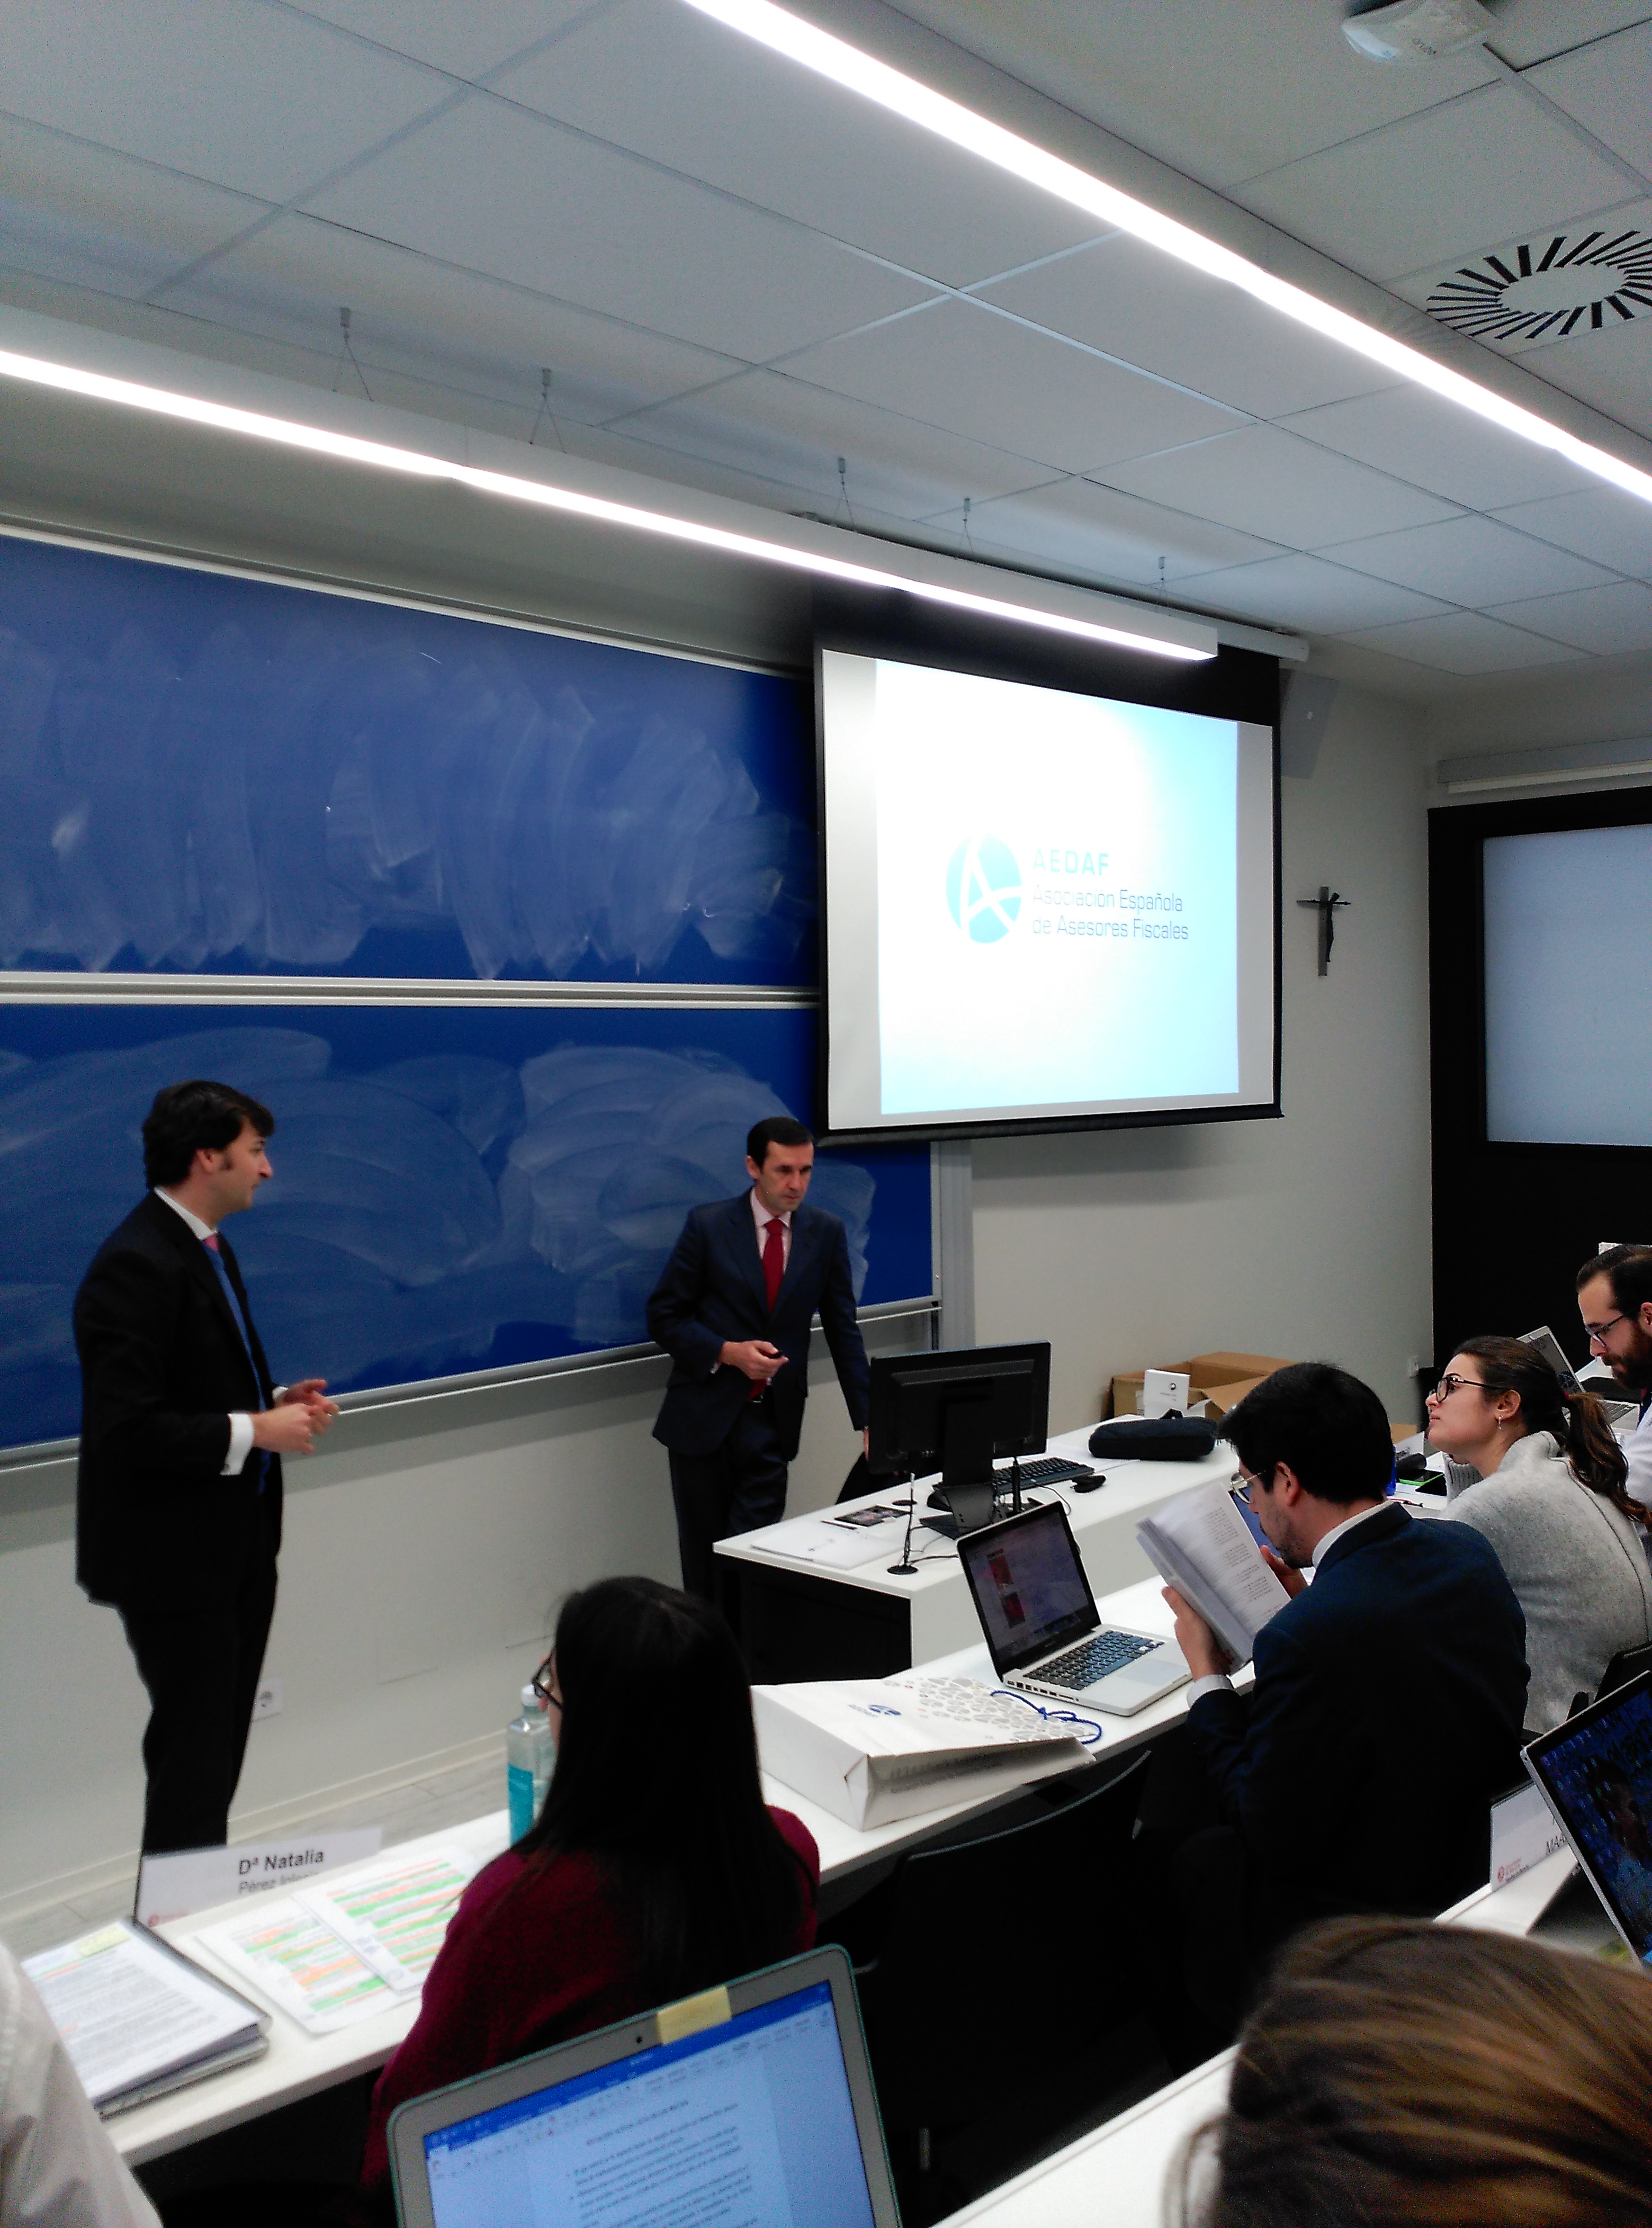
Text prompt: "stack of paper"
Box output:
[[25, 1921, 268, 2116], [1136, 1478, 1291, 1666], [195, 1847, 478, 2035]]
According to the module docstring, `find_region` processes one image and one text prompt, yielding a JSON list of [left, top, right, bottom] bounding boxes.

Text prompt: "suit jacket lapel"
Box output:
[[147, 1195, 263, 1401], [773, 1208, 819, 1316], [725, 1195, 769, 1320]]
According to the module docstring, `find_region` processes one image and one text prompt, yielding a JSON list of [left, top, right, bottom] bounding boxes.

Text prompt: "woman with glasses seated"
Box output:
[[1425, 1337, 1652, 1732], [358, 1577, 819, 2210]]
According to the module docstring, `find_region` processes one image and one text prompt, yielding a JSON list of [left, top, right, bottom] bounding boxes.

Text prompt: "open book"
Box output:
[[1136, 1479, 1291, 1667]]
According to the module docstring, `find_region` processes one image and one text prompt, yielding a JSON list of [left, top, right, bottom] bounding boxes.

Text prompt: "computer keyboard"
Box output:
[[1031, 1629, 1161, 1690], [993, 1456, 1095, 1486]]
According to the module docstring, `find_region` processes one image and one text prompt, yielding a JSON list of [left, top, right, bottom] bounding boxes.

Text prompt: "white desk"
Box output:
[[938, 1847, 1609, 2228], [717, 1422, 1240, 1673], [112, 1573, 1198, 2170]]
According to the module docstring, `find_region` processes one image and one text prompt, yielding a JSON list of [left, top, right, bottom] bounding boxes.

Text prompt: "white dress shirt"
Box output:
[[152, 1189, 255, 1477], [749, 1188, 793, 1271], [0, 1945, 161, 2228], [1184, 1500, 1390, 1705]]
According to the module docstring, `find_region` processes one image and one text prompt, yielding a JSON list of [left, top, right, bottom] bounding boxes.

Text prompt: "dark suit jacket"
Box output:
[[75, 1192, 282, 1614], [647, 1195, 870, 1460], [1187, 1501, 1528, 1938]]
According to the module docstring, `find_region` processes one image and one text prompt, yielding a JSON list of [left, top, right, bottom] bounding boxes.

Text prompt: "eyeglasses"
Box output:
[[1585, 1312, 1629, 1349], [1234, 1468, 1273, 1506], [531, 1657, 561, 1711], [1429, 1373, 1487, 1403]]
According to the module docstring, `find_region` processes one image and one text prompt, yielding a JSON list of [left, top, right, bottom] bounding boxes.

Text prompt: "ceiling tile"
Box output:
[[1098, 425, 1460, 547], [166, 213, 741, 425], [1339, 610, 1585, 672], [1508, 316, 1652, 445], [977, 233, 1397, 418], [1240, 84, 1634, 283], [1483, 580, 1652, 655], [1276, 384, 1599, 509], [888, 0, 1497, 192], [619, 366, 1050, 523], [1488, 1, 1652, 69], [779, 299, 1243, 474], [0, 118, 265, 299], [1177, 553, 1451, 632], [1323, 513, 1620, 601], [1530, 20, 1652, 179], [1492, 485, 1652, 578], [495, 0, 1102, 288], [286, 1, 589, 82], [0, 0, 443, 204], [305, 101, 935, 362], [958, 474, 1283, 587]]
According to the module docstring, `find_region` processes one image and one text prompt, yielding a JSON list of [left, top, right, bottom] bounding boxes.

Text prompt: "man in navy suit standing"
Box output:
[[75, 1081, 338, 1854], [648, 1116, 870, 1600]]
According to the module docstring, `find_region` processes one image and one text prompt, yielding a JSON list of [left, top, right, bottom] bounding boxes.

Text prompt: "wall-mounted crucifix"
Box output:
[[1296, 885, 1350, 976]]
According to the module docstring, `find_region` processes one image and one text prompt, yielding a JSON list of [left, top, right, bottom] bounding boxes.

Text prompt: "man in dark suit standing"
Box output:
[[647, 1116, 870, 1600], [75, 1080, 338, 1855], [1157, 1361, 1527, 2034]]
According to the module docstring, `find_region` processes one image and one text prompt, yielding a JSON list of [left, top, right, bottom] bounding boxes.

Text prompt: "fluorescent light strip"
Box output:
[[681, 0, 1652, 509], [0, 347, 1209, 663]]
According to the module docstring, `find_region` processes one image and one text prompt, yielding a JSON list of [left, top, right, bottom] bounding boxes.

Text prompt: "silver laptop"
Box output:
[[388, 1944, 899, 2228], [958, 1499, 1190, 1718]]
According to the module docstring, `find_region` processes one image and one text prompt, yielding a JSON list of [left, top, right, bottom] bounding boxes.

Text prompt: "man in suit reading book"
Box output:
[[647, 1116, 870, 1600], [1158, 1361, 1527, 2030], [75, 1080, 339, 1854]]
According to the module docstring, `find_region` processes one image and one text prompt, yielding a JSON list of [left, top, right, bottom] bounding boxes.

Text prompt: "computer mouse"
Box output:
[[1072, 1468, 1106, 1492]]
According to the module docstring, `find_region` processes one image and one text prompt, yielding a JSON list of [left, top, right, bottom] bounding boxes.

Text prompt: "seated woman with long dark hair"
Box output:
[[358, 1577, 818, 2206], [1425, 1335, 1652, 1732]]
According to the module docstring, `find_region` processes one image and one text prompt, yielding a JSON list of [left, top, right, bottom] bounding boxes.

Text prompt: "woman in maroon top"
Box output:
[[360, 1577, 818, 2207]]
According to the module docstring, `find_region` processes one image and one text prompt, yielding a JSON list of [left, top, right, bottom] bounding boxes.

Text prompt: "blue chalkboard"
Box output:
[[0, 1005, 931, 1450], [0, 537, 814, 984]]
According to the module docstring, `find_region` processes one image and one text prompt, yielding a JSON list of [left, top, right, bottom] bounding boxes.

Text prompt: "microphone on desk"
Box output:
[[888, 1477, 919, 1576]]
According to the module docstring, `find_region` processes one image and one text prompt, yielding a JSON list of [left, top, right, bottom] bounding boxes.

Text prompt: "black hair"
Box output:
[[142, 1080, 275, 1188], [746, 1115, 813, 1166], [1578, 1245, 1652, 1321], [515, 1578, 811, 2005], [1222, 1361, 1392, 1506], [1450, 1334, 1638, 1525]]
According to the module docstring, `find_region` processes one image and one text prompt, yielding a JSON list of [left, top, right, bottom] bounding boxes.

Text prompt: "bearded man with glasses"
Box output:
[[1576, 1245, 1652, 1514]]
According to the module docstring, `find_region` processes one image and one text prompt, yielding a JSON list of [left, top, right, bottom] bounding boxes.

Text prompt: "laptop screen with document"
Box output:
[[958, 1502, 1099, 1675], [389, 1950, 895, 2228]]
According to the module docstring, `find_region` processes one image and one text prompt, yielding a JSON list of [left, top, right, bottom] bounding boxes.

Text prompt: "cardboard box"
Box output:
[[1108, 1352, 1295, 1424]]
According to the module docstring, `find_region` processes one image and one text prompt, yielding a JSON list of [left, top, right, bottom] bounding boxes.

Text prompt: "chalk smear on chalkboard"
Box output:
[[0, 617, 809, 980], [0, 1032, 873, 1441]]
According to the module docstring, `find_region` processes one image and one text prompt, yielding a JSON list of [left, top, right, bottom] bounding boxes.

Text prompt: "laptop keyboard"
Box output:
[[1032, 1629, 1162, 1690]]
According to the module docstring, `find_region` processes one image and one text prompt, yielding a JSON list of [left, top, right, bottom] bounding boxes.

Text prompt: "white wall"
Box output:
[[975, 681, 1434, 1430]]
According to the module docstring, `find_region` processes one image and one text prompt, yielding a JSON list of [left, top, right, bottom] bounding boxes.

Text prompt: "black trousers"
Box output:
[[119, 1517, 280, 1855], [668, 1397, 789, 1601]]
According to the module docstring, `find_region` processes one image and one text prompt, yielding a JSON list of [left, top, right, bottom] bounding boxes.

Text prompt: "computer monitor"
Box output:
[[867, 1342, 1051, 1502]]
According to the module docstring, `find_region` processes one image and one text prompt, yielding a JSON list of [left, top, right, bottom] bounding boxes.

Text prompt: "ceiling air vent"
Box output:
[[1426, 229, 1652, 343]]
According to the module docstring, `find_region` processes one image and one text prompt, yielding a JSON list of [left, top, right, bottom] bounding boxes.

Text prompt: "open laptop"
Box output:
[[1524, 1669, 1652, 1966], [957, 1499, 1190, 1718], [388, 1944, 899, 2228]]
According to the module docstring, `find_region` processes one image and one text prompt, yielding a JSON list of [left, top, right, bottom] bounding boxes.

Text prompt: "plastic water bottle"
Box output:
[[506, 1685, 554, 1841]]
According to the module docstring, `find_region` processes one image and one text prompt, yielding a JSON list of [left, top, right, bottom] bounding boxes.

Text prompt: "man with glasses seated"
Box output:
[[1152, 1362, 1528, 2044], [1577, 1245, 1652, 1514]]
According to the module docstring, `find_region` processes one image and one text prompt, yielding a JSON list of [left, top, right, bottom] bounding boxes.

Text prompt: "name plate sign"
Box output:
[[136, 1828, 383, 1927]]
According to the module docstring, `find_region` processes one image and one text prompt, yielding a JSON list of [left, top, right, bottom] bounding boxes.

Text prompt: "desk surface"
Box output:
[[112, 1569, 1193, 2167]]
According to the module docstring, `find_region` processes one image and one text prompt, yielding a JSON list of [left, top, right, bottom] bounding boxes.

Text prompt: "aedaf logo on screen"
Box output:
[[945, 836, 1022, 944]]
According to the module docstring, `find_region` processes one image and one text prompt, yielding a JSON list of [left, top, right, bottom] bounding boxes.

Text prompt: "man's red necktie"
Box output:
[[762, 1215, 785, 1311]]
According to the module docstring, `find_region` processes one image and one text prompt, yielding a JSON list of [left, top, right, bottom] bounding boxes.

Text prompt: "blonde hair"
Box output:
[[1177, 1917, 1652, 2228]]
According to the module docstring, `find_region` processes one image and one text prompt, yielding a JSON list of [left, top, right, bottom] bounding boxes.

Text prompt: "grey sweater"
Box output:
[[1446, 1431, 1652, 1733]]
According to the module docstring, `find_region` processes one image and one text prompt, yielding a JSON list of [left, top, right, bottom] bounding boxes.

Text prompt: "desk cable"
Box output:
[[989, 1686, 1106, 1748]]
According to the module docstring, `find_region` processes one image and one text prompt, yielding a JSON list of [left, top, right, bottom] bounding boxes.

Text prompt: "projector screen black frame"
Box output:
[[1430, 785, 1652, 1376], [810, 586, 1283, 1144]]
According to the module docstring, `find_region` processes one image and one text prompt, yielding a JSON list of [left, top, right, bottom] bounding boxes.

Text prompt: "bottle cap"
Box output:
[[521, 1684, 539, 1712]]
